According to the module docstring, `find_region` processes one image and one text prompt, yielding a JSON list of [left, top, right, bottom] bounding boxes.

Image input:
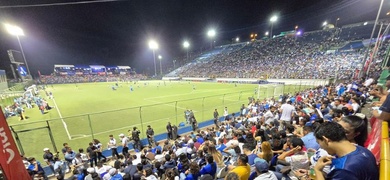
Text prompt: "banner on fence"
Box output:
[[0, 108, 30, 179]]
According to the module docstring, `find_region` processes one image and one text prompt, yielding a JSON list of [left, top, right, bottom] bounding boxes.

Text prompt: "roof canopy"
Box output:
[[54, 64, 74, 68]]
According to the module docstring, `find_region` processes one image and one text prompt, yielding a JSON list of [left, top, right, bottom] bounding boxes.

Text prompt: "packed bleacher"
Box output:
[[40, 74, 146, 84], [16, 23, 390, 180], [23, 75, 387, 180], [167, 24, 387, 80]]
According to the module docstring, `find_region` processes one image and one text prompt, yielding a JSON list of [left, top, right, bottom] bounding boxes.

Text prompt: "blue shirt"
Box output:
[[185, 173, 200, 180], [301, 132, 320, 150], [28, 161, 44, 174], [197, 137, 204, 144], [200, 162, 217, 178], [216, 144, 226, 153], [380, 94, 390, 113], [328, 146, 378, 180]]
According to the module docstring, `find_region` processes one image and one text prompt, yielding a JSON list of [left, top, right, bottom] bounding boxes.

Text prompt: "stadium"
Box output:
[[0, 1, 389, 180]]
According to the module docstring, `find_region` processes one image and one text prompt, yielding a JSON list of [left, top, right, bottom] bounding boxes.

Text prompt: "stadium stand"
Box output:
[[5, 22, 389, 180]]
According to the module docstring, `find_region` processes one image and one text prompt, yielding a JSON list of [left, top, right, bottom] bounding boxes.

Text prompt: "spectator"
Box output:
[[228, 154, 251, 180], [199, 154, 217, 178], [313, 122, 378, 179], [338, 115, 368, 146], [301, 125, 320, 150]]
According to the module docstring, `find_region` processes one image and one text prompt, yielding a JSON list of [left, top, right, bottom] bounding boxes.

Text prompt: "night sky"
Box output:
[[0, 0, 388, 77]]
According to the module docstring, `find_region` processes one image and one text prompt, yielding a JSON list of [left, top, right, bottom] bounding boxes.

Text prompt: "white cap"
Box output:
[[87, 167, 95, 173], [119, 133, 125, 137], [43, 148, 49, 152]]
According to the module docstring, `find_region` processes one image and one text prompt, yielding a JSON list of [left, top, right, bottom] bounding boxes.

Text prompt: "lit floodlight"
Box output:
[[148, 40, 158, 50], [183, 41, 190, 48], [265, 31, 269, 36], [158, 55, 162, 59], [5, 24, 24, 36], [207, 29, 216, 38], [235, 37, 239, 42], [270, 16, 278, 22], [364, 22, 368, 25], [296, 31, 302, 36], [323, 21, 328, 26]]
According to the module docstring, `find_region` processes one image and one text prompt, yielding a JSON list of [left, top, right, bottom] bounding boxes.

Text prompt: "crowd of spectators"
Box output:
[[171, 29, 387, 80], [23, 74, 388, 180], [39, 74, 147, 84]]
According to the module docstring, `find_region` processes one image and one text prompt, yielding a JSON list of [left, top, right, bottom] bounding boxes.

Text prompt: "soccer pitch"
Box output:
[[7, 81, 300, 161]]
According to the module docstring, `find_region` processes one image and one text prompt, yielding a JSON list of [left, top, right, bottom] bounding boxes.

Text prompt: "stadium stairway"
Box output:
[[43, 112, 242, 176]]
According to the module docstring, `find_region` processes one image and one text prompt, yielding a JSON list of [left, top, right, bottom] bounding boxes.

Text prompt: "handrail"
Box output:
[[380, 121, 390, 180]]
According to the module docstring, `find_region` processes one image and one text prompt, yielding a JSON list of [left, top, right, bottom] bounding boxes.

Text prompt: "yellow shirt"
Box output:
[[231, 164, 251, 180]]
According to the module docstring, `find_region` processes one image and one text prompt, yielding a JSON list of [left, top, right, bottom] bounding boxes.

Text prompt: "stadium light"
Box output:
[[265, 31, 269, 36], [364, 22, 368, 26], [183, 41, 190, 62], [269, 15, 278, 39], [158, 55, 162, 76], [322, 21, 328, 26], [207, 29, 216, 49], [148, 40, 158, 76], [235, 37, 239, 42], [4, 23, 31, 76], [207, 29, 216, 38]]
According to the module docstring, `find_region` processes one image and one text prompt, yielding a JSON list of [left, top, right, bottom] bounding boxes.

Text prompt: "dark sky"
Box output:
[[0, 0, 389, 77]]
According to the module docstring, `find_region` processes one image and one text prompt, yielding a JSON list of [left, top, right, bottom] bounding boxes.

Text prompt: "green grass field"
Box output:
[[6, 81, 302, 162]]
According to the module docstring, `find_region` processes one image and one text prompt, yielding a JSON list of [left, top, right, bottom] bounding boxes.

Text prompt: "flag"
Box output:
[[0, 108, 30, 180]]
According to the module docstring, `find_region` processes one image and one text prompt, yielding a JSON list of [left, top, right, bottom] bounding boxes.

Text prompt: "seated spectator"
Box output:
[[228, 154, 251, 180], [200, 154, 217, 178], [181, 162, 200, 180], [256, 141, 273, 162], [338, 114, 368, 146], [312, 122, 378, 179], [251, 158, 278, 180], [301, 125, 320, 150], [163, 154, 176, 169], [277, 137, 310, 179]]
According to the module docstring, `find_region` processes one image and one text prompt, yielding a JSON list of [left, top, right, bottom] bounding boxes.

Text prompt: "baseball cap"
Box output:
[[87, 167, 95, 173], [254, 158, 269, 173], [43, 148, 49, 152], [119, 133, 125, 137]]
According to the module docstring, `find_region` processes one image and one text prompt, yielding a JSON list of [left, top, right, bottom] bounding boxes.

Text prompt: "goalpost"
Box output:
[[257, 83, 285, 99]]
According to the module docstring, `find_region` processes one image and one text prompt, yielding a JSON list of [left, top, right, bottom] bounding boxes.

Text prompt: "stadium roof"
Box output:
[[54, 65, 74, 68], [89, 65, 105, 69], [117, 66, 131, 69]]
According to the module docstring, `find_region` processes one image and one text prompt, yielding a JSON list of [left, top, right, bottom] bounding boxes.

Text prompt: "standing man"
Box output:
[[213, 109, 219, 128], [166, 122, 173, 140], [119, 133, 129, 157], [146, 125, 155, 146], [107, 135, 120, 159], [223, 107, 229, 121], [279, 100, 295, 130], [130, 127, 141, 151]]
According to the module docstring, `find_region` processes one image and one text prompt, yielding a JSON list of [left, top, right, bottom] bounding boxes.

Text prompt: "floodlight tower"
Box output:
[[5, 24, 31, 76], [148, 40, 158, 76], [183, 41, 190, 62], [270, 16, 277, 39], [207, 29, 216, 49], [158, 55, 162, 75]]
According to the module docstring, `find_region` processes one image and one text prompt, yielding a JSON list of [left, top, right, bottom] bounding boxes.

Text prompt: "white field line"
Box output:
[[144, 89, 227, 112], [71, 117, 172, 140], [51, 98, 72, 140], [144, 89, 225, 101]]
